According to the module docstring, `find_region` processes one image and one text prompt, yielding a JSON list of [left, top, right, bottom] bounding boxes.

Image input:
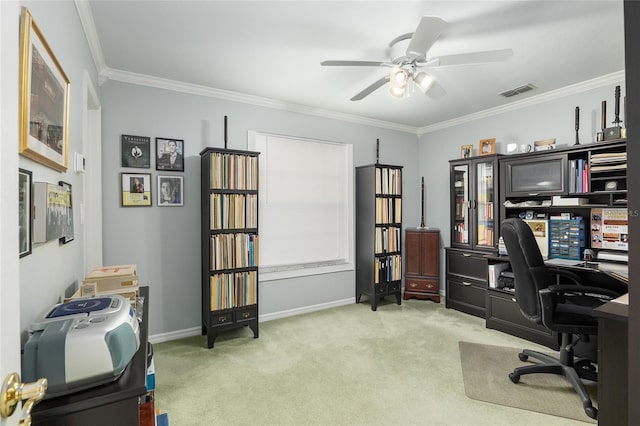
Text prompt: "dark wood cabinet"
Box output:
[[355, 164, 403, 311], [445, 248, 488, 318], [486, 287, 560, 350], [31, 287, 150, 426], [404, 228, 440, 302], [200, 148, 259, 348]]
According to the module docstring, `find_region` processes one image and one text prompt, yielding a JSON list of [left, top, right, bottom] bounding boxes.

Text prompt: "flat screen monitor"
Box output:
[[590, 208, 628, 251]]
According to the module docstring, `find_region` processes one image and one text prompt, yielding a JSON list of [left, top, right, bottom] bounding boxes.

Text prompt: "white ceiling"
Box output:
[[84, 1, 625, 132]]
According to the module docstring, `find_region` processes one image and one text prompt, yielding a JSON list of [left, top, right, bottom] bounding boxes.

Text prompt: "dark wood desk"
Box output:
[[31, 287, 149, 426], [595, 298, 628, 426]]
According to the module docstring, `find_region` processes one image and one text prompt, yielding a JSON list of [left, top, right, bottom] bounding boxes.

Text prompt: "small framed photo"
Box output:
[[460, 144, 473, 158], [156, 138, 184, 171], [121, 134, 151, 168], [58, 181, 74, 244], [19, 168, 33, 257], [121, 173, 152, 207], [479, 138, 496, 156], [157, 175, 184, 206]]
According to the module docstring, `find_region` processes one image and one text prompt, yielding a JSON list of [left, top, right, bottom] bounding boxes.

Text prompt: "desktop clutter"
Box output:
[[22, 265, 142, 399]]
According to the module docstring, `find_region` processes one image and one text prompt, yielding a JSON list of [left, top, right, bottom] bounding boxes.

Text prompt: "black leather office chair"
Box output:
[[500, 218, 624, 420]]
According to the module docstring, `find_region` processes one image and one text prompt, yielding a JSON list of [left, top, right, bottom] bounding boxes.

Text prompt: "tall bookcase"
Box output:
[[355, 164, 403, 311], [200, 147, 260, 348]]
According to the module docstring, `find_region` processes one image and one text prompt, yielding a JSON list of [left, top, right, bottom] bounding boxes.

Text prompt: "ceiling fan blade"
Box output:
[[425, 81, 446, 99], [351, 75, 390, 101], [321, 60, 387, 67], [429, 48, 514, 67], [406, 16, 447, 59]]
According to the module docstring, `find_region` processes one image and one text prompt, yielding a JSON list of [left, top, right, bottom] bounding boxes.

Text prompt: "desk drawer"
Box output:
[[446, 277, 486, 310], [447, 250, 487, 282]]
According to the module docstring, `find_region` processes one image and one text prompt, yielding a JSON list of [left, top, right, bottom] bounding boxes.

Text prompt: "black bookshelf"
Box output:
[[200, 147, 260, 348], [355, 164, 403, 311]]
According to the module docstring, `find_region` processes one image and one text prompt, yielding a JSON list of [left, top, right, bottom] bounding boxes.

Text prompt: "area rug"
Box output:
[[459, 341, 597, 424]]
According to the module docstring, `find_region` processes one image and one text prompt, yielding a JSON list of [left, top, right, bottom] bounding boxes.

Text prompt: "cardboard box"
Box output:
[[85, 264, 138, 291]]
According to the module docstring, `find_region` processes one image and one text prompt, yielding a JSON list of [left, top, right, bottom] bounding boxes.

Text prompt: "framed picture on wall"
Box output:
[[121, 134, 151, 168], [19, 168, 33, 257], [157, 175, 184, 206], [479, 138, 496, 156], [156, 138, 184, 171], [58, 181, 74, 244], [18, 7, 70, 172], [121, 173, 152, 207]]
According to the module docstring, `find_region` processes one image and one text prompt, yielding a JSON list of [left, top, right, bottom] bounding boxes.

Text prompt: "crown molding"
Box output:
[[100, 67, 418, 134], [417, 70, 626, 135], [74, 0, 106, 76]]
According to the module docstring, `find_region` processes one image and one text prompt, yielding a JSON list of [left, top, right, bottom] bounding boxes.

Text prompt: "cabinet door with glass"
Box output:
[[449, 155, 499, 251], [474, 159, 496, 249], [451, 163, 471, 247]]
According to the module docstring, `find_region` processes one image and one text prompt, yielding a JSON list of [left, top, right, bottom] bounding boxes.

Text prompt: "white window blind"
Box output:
[[248, 131, 354, 281]]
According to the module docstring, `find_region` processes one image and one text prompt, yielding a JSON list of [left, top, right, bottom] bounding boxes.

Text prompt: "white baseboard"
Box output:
[[148, 297, 355, 344]]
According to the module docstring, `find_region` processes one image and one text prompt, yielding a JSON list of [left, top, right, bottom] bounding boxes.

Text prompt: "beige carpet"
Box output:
[[459, 341, 597, 424]]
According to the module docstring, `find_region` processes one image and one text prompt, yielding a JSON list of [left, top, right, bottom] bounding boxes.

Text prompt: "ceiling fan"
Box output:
[[321, 16, 513, 101]]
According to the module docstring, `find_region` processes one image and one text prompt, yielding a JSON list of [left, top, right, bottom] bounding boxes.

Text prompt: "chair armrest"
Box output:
[[547, 267, 582, 285]]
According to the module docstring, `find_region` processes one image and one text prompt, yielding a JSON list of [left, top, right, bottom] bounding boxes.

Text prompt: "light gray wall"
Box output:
[[99, 81, 420, 336], [418, 80, 626, 279], [17, 1, 100, 341]]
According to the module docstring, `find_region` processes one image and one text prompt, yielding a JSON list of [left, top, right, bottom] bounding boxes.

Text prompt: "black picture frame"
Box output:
[[156, 137, 184, 172], [121, 172, 152, 207], [121, 134, 151, 168], [19, 168, 32, 257], [58, 180, 74, 244], [157, 175, 184, 206]]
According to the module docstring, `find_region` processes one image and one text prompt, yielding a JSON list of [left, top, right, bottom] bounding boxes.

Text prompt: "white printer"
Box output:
[[22, 295, 140, 398]]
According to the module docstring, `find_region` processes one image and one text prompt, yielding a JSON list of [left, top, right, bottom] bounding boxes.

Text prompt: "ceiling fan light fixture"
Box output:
[[389, 85, 406, 98], [389, 68, 408, 87], [413, 72, 434, 93]]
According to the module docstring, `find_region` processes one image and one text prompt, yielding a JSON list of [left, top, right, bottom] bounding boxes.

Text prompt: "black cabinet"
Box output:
[[503, 152, 567, 197], [450, 155, 500, 251], [200, 148, 259, 348], [355, 164, 402, 311], [31, 287, 150, 425], [445, 248, 487, 318], [486, 287, 560, 350]]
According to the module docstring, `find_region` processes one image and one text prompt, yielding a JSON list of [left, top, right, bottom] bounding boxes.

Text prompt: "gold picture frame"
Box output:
[[479, 138, 496, 156], [460, 144, 473, 158], [19, 7, 70, 172]]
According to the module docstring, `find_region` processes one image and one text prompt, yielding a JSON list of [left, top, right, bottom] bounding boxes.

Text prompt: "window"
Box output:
[[248, 131, 354, 281]]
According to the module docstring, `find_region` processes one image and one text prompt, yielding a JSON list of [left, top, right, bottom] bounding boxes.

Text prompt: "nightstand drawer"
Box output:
[[405, 277, 439, 293]]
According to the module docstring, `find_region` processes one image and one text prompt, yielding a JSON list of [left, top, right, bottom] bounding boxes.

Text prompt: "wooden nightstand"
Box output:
[[404, 228, 440, 302]]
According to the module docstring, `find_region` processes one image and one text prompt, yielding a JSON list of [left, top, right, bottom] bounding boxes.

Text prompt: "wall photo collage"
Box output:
[[120, 135, 185, 207]]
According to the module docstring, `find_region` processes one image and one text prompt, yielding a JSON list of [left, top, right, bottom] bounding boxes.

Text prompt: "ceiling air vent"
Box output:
[[500, 84, 536, 98]]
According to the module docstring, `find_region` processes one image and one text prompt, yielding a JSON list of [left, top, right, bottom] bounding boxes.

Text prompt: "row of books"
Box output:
[[568, 159, 590, 193], [209, 233, 258, 270], [375, 197, 402, 224], [477, 223, 494, 247], [210, 193, 257, 229], [375, 167, 402, 195], [374, 254, 402, 284], [375, 226, 401, 254], [209, 152, 258, 190], [210, 271, 257, 310]]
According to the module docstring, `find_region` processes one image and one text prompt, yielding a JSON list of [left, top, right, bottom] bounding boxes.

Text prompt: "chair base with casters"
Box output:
[[508, 333, 598, 419]]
